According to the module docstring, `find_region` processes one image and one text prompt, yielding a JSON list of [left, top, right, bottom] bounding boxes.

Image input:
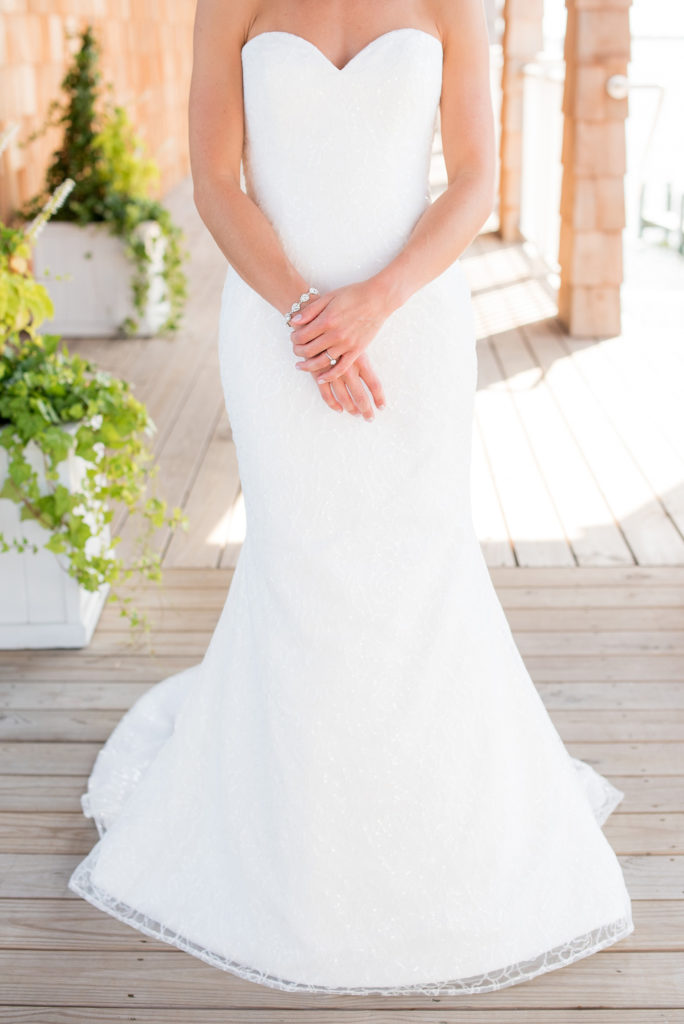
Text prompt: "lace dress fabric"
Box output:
[[68, 28, 635, 994]]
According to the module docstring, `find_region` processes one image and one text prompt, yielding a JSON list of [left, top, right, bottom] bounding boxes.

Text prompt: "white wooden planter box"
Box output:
[[32, 219, 170, 338], [0, 428, 109, 649]]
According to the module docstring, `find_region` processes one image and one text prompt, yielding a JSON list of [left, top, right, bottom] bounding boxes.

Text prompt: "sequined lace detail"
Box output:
[[68, 848, 633, 995]]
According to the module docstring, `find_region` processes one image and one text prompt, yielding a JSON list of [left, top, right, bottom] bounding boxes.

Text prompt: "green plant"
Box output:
[[17, 23, 188, 337], [0, 224, 53, 342], [1, 175, 73, 344], [0, 184, 188, 631], [92, 102, 160, 199]]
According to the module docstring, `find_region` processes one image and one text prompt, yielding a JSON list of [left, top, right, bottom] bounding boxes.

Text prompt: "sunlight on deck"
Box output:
[[65, 176, 684, 573], [207, 489, 247, 549]]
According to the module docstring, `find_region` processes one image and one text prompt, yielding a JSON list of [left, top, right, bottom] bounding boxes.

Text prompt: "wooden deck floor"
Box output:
[[2, 176, 684, 1018], [1, 565, 683, 1019]]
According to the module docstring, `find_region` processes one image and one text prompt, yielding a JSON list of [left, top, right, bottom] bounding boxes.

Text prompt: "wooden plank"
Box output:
[[0, 854, 79, 898], [93, 246, 225, 540], [496, 587, 684, 608], [0, 710, 124, 741], [509, 608, 684, 629], [563, 743, 684, 776], [523, 320, 684, 564], [0, 656, 197, 683], [164, 414, 242, 569], [0, 776, 89, 812], [489, 326, 632, 566], [487, 567, 684, 587], [0, 899, 177, 952], [0, 681, 152, 709], [592, 328, 684, 467], [537, 683, 684, 712], [602, 814, 684, 855], [0, 950, 681, 1008], [0, 1012, 681, 1024], [549, 774, 684, 812], [521, 657, 684, 682], [563, 331, 684, 539], [517, 631, 684, 655], [0, 813, 96, 854], [99, 248, 222, 432], [115, 360, 226, 564], [0, 743, 102, 775], [475, 337, 575, 566], [112, 568, 234, 589], [470, 417, 517, 566], [550, 710, 684, 741]]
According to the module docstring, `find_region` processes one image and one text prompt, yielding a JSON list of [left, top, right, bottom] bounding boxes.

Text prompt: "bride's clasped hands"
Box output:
[[288, 279, 391, 421]]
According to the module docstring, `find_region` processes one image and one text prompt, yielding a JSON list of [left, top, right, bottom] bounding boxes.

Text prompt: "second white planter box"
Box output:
[[32, 219, 170, 338], [0, 430, 110, 649]]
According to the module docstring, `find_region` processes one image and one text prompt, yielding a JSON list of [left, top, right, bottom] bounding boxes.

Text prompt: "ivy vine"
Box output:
[[0, 218, 188, 631]]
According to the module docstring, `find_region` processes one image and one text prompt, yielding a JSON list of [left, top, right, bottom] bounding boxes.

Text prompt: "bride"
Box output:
[[67, 0, 635, 995]]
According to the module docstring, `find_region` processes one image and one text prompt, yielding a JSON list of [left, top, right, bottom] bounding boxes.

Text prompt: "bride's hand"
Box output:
[[289, 280, 391, 385], [315, 351, 386, 420]]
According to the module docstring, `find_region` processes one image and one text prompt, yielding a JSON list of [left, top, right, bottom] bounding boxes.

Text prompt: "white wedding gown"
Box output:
[[68, 27, 635, 994]]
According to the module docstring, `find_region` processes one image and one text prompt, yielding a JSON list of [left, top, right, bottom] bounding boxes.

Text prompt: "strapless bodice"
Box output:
[[240, 29, 444, 289]]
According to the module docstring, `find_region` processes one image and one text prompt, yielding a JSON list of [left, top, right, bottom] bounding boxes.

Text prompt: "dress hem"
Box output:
[[67, 847, 634, 996]]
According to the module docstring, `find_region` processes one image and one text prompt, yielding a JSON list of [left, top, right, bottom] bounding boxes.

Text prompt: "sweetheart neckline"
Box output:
[[240, 27, 443, 73]]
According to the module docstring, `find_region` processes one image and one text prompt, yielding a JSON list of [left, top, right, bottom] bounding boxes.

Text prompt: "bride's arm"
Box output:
[[190, 0, 386, 417], [290, 0, 495, 385], [372, 0, 496, 312], [189, 0, 311, 318]]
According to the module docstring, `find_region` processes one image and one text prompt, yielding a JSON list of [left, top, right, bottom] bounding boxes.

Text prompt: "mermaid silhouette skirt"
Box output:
[[67, 27, 634, 994]]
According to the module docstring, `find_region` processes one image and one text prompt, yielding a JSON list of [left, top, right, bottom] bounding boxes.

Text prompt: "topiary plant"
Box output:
[[17, 22, 188, 337]]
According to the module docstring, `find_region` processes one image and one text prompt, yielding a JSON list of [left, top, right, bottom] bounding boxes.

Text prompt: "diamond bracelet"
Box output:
[[284, 287, 319, 326]]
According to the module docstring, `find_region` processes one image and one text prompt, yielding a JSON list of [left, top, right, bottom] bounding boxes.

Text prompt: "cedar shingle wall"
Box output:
[[0, 2, 195, 222]]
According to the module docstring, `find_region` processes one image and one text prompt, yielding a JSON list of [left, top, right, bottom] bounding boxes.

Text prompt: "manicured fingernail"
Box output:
[[291, 313, 302, 322]]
